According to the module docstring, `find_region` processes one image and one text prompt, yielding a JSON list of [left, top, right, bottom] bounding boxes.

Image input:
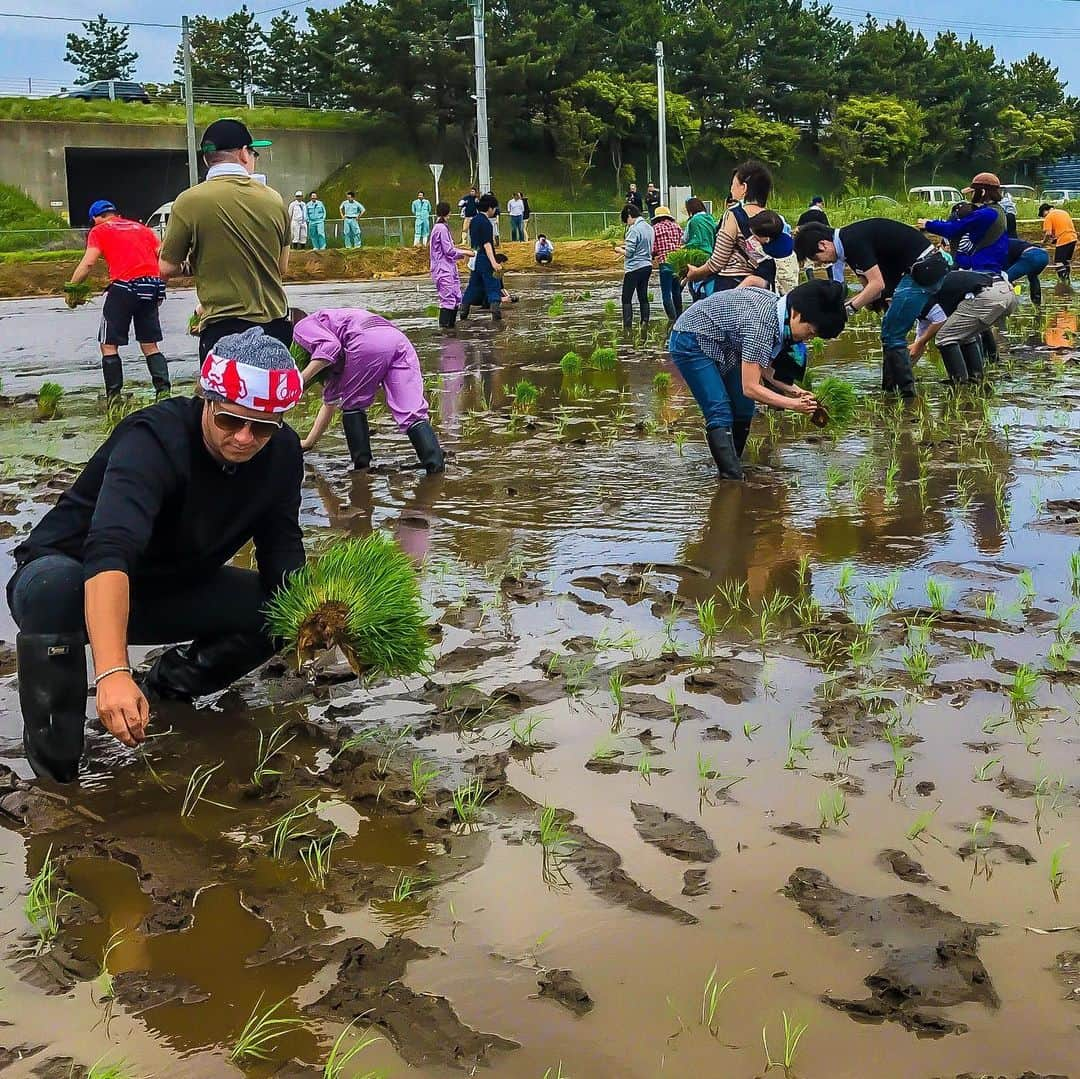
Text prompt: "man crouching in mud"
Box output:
[[6, 328, 305, 783]]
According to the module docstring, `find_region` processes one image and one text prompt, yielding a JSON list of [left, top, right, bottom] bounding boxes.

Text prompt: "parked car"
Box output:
[[145, 202, 172, 239], [1041, 189, 1080, 204], [1001, 184, 1037, 201], [908, 185, 965, 206], [55, 80, 151, 103]]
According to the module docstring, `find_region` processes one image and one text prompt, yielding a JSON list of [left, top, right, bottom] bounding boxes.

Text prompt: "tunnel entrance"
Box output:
[[65, 147, 195, 225]]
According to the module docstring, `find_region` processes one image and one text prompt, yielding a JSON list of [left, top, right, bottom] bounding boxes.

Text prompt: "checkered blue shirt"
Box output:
[[671, 288, 781, 373]]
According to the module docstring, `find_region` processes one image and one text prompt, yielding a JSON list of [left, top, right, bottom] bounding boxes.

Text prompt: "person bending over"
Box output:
[[919, 172, 1008, 274], [8, 329, 304, 783], [292, 309, 445, 473], [1039, 202, 1077, 282], [460, 194, 504, 321], [668, 280, 848, 479], [1005, 236, 1049, 306]]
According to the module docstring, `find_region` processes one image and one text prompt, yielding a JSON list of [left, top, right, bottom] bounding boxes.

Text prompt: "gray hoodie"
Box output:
[[623, 218, 655, 272]]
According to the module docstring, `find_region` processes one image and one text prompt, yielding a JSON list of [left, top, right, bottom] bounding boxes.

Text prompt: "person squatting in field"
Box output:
[[291, 309, 445, 474]]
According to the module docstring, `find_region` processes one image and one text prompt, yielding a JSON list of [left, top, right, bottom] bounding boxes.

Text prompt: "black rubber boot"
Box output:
[[980, 329, 998, 365], [1030, 274, 1042, 306], [732, 418, 753, 458], [459, 303, 471, 321], [639, 298, 650, 324], [705, 426, 744, 480], [880, 347, 896, 392], [490, 300, 503, 322], [144, 352, 171, 397], [16, 632, 87, 783], [342, 409, 372, 470], [438, 307, 458, 329], [102, 355, 123, 398], [144, 632, 275, 702], [622, 303, 634, 330], [885, 346, 916, 398], [939, 343, 969, 384], [961, 339, 985, 381], [407, 420, 446, 474]]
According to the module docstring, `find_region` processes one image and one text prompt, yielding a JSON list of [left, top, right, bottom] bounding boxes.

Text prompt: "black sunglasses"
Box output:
[[211, 402, 282, 438]]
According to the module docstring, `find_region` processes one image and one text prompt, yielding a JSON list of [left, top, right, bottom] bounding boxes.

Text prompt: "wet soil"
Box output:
[[0, 281, 1079, 1077]]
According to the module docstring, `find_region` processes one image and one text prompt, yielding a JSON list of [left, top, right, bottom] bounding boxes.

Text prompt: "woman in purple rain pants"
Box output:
[[429, 201, 469, 328], [292, 309, 445, 473]]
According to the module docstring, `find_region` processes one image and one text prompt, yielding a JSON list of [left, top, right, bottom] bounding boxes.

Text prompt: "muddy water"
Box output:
[[1, 276, 1079, 1078]]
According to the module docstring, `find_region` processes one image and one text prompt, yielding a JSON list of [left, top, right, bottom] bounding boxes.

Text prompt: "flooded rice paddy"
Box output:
[[0, 276, 1078, 1078]]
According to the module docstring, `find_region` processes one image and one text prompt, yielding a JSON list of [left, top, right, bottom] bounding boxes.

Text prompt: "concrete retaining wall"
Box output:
[[0, 120, 364, 220]]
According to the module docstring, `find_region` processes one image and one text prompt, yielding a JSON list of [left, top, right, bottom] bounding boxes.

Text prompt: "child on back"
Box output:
[[290, 309, 445, 473]]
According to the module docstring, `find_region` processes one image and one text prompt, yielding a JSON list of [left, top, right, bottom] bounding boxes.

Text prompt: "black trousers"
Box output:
[[199, 317, 293, 363], [621, 266, 651, 308], [8, 553, 274, 661]]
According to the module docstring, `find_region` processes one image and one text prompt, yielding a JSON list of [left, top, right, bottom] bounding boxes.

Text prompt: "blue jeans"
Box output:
[[1007, 247, 1048, 304], [659, 263, 683, 320], [461, 257, 502, 307], [343, 218, 362, 248], [668, 330, 754, 430], [881, 272, 937, 349], [510, 215, 525, 241]]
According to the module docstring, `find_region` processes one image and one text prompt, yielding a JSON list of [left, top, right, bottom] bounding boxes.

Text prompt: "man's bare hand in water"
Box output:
[[95, 671, 148, 747]]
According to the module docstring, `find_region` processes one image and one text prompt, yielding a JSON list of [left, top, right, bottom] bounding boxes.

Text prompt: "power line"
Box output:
[[0, 11, 180, 28]]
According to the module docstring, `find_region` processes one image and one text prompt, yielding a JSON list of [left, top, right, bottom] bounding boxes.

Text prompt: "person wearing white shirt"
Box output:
[[287, 191, 307, 249], [508, 192, 526, 242]]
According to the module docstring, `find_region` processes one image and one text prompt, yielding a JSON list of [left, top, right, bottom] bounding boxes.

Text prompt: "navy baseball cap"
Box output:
[[88, 199, 117, 222], [200, 117, 272, 153]]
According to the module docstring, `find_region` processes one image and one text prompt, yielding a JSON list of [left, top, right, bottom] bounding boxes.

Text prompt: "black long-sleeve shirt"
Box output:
[[15, 396, 305, 594]]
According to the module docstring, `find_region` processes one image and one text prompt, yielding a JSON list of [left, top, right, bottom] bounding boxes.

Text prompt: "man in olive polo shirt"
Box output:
[[159, 118, 293, 361]]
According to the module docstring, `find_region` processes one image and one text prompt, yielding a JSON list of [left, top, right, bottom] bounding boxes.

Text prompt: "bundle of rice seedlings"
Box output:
[[513, 379, 540, 410], [560, 351, 583, 376], [424, 303, 439, 318], [588, 347, 617, 371], [548, 294, 566, 317], [187, 310, 203, 336], [665, 248, 709, 278], [36, 381, 63, 420], [62, 282, 92, 309], [289, 341, 312, 366], [811, 376, 857, 428], [265, 533, 431, 678]]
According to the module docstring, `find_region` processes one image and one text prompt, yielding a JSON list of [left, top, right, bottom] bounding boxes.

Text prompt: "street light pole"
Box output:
[[182, 15, 198, 189], [471, 0, 491, 193], [655, 39, 668, 207]]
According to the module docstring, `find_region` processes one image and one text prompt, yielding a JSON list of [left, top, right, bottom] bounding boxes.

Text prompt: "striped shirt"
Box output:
[[652, 218, 684, 260], [671, 287, 781, 372]]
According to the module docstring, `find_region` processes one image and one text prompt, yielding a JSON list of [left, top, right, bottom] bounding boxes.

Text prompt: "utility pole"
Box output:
[[182, 15, 198, 189], [655, 39, 668, 208], [471, 0, 491, 193]]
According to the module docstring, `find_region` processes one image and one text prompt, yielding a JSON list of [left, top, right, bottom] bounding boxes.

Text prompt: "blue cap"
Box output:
[[88, 199, 117, 222]]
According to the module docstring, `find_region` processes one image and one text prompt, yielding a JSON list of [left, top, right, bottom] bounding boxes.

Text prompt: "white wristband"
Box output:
[[93, 665, 133, 687]]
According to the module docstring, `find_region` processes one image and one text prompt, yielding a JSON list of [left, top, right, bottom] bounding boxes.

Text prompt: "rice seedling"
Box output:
[[824, 465, 845, 496], [653, 370, 672, 394], [817, 786, 849, 829], [424, 303, 438, 318], [94, 928, 125, 999], [1049, 844, 1068, 899], [974, 757, 1002, 782], [925, 577, 951, 614], [849, 459, 873, 503], [994, 477, 1010, 525], [179, 760, 232, 818], [265, 534, 430, 678], [410, 757, 439, 802], [637, 748, 652, 784], [1070, 551, 1080, 596], [63, 280, 93, 307], [509, 714, 545, 749], [885, 724, 913, 779], [229, 994, 306, 1063], [785, 719, 813, 770], [1049, 636, 1076, 670], [1017, 569, 1036, 610], [696, 597, 720, 642], [452, 777, 492, 826], [906, 805, 938, 844], [671, 430, 691, 457], [538, 805, 576, 855], [813, 376, 857, 428], [36, 381, 64, 420], [796, 554, 811, 590], [548, 293, 565, 316], [1009, 663, 1040, 712], [762, 1011, 809, 1074], [251, 721, 296, 790], [269, 797, 319, 859], [982, 591, 999, 621], [559, 350, 583, 376], [513, 380, 541, 413], [86, 1057, 133, 1078], [589, 346, 618, 371], [323, 1018, 381, 1079], [884, 459, 900, 505], [543, 1065, 567, 1079], [603, 298, 617, 318], [757, 591, 792, 644], [835, 563, 856, 597], [390, 872, 429, 902], [24, 845, 78, 951], [718, 578, 749, 612], [666, 247, 709, 277], [700, 966, 738, 1036], [865, 573, 899, 611], [794, 596, 824, 627], [590, 734, 622, 762], [299, 829, 342, 889], [743, 720, 761, 739]]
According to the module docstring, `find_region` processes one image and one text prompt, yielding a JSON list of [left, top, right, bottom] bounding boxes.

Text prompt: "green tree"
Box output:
[[714, 110, 799, 166], [64, 14, 138, 82], [841, 17, 932, 102], [992, 107, 1075, 180], [551, 94, 604, 194], [174, 5, 266, 94], [1004, 54, 1068, 116], [258, 13, 315, 98], [821, 94, 926, 189]]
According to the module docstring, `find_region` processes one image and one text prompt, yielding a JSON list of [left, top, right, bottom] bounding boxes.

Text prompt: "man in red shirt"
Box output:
[[67, 199, 170, 399]]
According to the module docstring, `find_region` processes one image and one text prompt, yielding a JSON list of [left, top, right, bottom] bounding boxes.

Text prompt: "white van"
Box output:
[[145, 202, 172, 239], [908, 185, 965, 206]]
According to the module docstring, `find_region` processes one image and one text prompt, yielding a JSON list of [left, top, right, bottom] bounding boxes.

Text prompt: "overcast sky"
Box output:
[[2, 0, 1080, 91]]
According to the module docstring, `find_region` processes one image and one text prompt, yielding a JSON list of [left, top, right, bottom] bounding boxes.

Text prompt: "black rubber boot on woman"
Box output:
[[884, 346, 916, 398], [706, 427, 744, 480], [732, 419, 753, 458], [407, 420, 446, 473], [342, 409, 372, 470], [961, 339, 985, 381], [16, 632, 87, 783], [938, 343, 969, 384], [980, 329, 998, 364], [144, 633, 275, 702], [622, 304, 635, 330]]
